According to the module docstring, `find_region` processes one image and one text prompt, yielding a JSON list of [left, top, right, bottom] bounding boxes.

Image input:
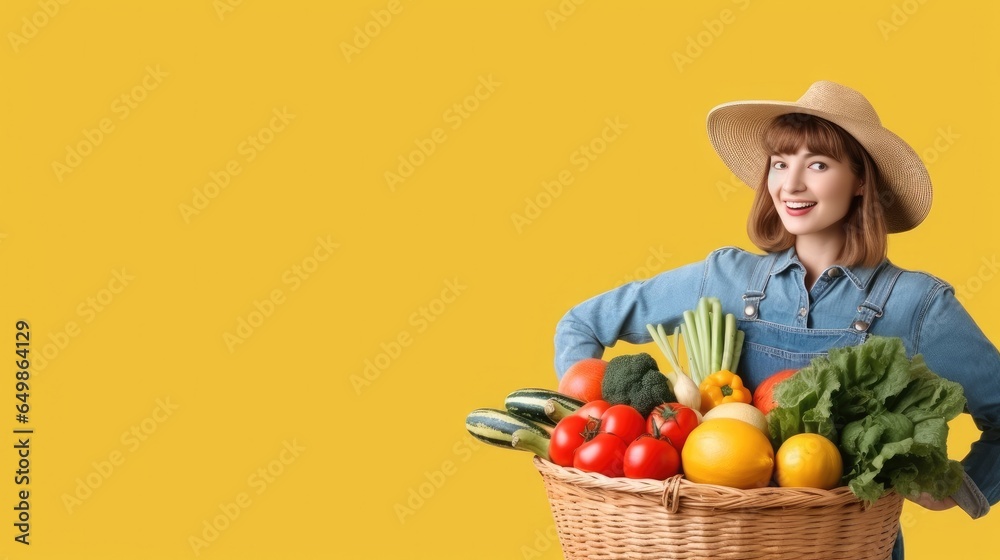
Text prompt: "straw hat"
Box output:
[[706, 81, 931, 233]]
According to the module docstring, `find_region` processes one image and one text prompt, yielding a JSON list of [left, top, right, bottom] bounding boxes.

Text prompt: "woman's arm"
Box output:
[[909, 493, 957, 511], [553, 260, 706, 379], [913, 283, 1000, 518]]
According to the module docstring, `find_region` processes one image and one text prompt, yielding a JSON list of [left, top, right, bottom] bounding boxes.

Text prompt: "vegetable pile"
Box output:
[[769, 336, 967, 505], [465, 296, 968, 506], [464, 356, 692, 481]]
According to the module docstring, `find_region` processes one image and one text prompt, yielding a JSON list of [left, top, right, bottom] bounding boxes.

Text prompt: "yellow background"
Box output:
[[2, 0, 998, 558]]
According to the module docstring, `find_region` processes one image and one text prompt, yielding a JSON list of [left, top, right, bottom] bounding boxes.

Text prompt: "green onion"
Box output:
[[682, 311, 703, 382], [721, 313, 736, 372], [680, 324, 697, 381], [647, 323, 684, 376], [646, 325, 668, 368], [649, 297, 747, 386], [696, 299, 711, 383], [731, 329, 745, 373], [710, 298, 723, 372], [656, 323, 669, 350]]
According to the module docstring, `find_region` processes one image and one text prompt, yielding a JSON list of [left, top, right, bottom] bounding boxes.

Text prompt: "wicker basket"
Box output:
[[533, 456, 902, 560]]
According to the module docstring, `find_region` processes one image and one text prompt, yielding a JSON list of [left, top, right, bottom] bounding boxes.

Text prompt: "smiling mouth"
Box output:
[[784, 201, 817, 209]]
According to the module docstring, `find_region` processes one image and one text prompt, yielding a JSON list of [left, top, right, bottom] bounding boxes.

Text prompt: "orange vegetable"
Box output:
[[558, 358, 607, 402], [752, 369, 798, 415]]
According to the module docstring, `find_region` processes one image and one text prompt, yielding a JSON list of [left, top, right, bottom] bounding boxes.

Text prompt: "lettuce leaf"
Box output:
[[768, 336, 966, 505]]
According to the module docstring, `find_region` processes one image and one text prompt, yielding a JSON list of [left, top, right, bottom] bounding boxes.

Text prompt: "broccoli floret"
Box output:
[[601, 353, 676, 417]]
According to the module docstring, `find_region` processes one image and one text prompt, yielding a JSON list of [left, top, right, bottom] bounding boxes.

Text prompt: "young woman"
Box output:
[[553, 81, 999, 558]]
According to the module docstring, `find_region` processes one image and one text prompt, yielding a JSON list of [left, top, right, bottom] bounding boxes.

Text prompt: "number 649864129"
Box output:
[[15, 320, 29, 422]]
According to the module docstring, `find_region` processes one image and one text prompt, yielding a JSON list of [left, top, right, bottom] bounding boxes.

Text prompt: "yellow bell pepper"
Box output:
[[699, 370, 752, 412]]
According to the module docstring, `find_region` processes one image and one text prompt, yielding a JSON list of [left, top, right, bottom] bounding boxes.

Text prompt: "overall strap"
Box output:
[[742, 253, 778, 319], [850, 263, 904, 332]]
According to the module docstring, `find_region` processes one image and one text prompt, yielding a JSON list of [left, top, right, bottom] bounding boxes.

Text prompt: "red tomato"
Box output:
[[752, 369, 797, 415], [573, 399, 611, 421], [623, 436, 681, 480], [548, 415, 595, 467], [573, 433, 627, 477], [558, 358, 607, 402], [600, 404, 646, 444], [646, 402, 699, 452]]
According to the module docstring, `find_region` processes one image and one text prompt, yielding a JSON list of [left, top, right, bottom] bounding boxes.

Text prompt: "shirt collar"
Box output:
[[770, 247, 886, 290]]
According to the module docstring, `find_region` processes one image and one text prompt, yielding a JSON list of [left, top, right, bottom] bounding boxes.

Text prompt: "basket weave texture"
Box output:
[[534, 456, 902, 560]]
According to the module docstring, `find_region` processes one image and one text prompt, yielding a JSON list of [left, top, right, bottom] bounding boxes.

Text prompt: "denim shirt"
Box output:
[[554, 246, 1000, 519]]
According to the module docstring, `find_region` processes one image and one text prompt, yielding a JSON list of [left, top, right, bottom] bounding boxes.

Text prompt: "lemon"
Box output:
[[774, 433, 844, 490], [681, 418, 774, 489], [701, 402, 768, 435]]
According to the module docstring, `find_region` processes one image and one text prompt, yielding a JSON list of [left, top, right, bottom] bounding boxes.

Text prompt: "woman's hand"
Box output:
[[907, 492, 957, 511]]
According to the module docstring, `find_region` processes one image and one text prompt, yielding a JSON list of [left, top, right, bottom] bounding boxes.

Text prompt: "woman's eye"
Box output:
[[772, 161, 787, 170], [808, 162, 828, 171]]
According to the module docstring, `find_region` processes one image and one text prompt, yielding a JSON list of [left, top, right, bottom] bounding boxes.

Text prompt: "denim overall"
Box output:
[[735, 253, 906, 560]]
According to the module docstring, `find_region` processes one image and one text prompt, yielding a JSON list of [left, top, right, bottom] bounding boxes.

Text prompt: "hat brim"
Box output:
[[706, 100, 932, 233]]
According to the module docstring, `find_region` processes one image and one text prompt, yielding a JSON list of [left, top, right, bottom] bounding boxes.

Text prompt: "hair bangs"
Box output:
[[762, 113, 850, 162]]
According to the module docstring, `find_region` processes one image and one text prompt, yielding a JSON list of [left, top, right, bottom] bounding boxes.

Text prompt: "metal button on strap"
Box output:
[[853, 320, 869, 331], [744, 304, 756, 317], [798, 307, 807, 317]]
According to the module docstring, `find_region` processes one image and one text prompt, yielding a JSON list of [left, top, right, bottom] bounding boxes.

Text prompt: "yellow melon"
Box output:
[[701, 402, 769, 435], [681, 418, 774, 489]]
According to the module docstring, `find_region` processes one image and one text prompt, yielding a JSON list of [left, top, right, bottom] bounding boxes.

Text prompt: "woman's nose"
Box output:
[[781, 166, 805, 192]]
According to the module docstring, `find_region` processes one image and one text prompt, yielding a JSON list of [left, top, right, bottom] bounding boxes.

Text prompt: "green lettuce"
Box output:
[[767, 336, 967, 505]]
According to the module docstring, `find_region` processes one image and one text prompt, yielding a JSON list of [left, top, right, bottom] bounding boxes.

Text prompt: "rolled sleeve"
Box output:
[[953, 471, 991, 519]]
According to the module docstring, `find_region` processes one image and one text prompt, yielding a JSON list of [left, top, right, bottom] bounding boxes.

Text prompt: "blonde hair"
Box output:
[[746, 113, 887, 268]]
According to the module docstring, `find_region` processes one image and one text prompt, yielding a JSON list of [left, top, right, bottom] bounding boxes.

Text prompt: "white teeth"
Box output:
[[785, 201, 816, 209]]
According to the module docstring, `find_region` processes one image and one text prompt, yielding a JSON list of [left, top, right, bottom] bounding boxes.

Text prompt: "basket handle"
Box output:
[[661, 475, 683, 513]]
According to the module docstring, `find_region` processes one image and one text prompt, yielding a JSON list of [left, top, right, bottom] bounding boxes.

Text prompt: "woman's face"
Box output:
[[767, 146, 863, 242]]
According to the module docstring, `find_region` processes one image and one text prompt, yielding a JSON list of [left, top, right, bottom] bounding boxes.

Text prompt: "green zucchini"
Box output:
[[465, 408, 550, 458], [504, 388, 584, 425], [544, 399, 581, 423]]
